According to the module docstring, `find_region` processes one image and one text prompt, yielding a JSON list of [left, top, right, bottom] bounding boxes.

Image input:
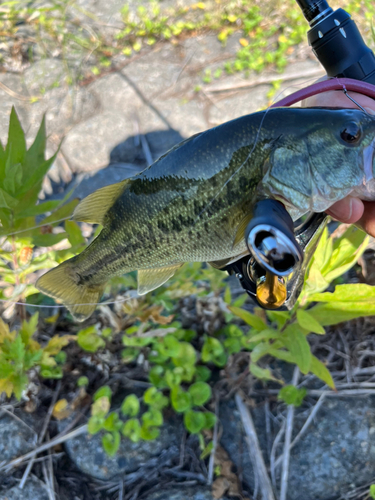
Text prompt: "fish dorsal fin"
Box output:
[[73, 179, 130, 225], [233, 212, 253, 250], [137, 264, 182, 295]]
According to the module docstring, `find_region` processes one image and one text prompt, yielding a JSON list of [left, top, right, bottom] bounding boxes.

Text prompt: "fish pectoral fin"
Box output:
[[233, 212, 253, 250], [73, 179, 130, 225], [137, 264, 183, 295], [209, 251, 250, 270], [36, 260, 105, 322]]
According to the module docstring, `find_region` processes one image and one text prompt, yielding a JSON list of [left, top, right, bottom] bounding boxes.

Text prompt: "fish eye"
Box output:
[[340, 122, 362, 145]]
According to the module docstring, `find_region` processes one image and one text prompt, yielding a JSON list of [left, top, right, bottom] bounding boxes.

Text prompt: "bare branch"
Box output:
[[235, 393, 275, 500]]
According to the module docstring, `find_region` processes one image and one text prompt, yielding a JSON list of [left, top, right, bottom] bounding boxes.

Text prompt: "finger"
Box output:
[[326, 197, 364, 223], [356, 201, 375, 238], [302, 90, 375, 110]]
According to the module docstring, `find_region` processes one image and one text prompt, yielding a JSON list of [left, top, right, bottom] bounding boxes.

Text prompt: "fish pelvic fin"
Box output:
[[73, 179, 130, 225], [36, 260, 105, 322], [137, 264, 183, 295]]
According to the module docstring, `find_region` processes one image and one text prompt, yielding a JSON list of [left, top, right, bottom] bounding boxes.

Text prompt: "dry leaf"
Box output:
[[53, 399, 72, 420]]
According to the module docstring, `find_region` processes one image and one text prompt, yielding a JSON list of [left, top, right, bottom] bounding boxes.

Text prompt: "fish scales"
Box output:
[[36, 107, 375, 321]]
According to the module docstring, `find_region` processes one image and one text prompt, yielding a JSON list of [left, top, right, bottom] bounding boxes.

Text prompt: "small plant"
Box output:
[[0, 313, 75, 399], [0, 107, 85, 314]]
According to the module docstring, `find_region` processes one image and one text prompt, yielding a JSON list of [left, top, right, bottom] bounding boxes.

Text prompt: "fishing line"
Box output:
[[0, 294, 135, 309], [0, 216, 72, 238]]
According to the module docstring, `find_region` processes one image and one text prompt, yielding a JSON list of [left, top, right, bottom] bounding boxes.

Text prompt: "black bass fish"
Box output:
[[36, 107, 375, 321]]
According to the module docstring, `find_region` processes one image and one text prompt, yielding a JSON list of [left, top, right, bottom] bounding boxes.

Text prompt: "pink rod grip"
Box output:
[[270, 78, 375, 108]]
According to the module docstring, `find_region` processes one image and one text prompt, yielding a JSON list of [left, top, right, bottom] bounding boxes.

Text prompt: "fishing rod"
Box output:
[[224, 0, 375, 310]]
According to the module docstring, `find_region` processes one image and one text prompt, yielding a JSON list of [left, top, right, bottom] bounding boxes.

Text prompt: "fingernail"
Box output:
[[327, 198, 353, 221]]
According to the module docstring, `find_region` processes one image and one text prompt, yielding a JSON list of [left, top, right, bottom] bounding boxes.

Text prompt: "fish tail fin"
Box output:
[[36, 260, 105, 322]]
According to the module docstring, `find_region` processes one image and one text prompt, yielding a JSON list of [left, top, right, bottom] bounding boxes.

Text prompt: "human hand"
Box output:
[[302, 89, 375, 236]]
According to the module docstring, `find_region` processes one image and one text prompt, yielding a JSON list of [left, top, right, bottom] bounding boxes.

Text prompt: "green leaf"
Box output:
[[184, 410, 206, 434], [201, 337, 227, 367], [20, 313, 39, 344], [23, 115, 46, 180], [140, 424, 160, 440], [170, 386, 192, 412], [249, 362, 278, 382], [296, 309, 325, 334], [102, 431, 120, 457], [310, 355, 335, 389], [88, 415, 105, 434], [65, 220, 85, 247], [5, 108, 26, 172], [122, 418, 141, 442], [4, 335, 25, 365], [93, 385, 112, 402], [121, 394, 140, 417], [157, 334, 180, 357], [203, 412, 216, 429], [104, 412, 122, 432], [278, 385, 306, 406], [172, 341, 196, 366], [249, 328, 280, 343], [11, 373, 28, 400], [188, 382, 211, 406], [144, 387, 169, 410], [307, 284, 375, 326], [223, 337, 242, 354], [283, 324, 311, 374], [77, 326, 105, 353], [369, 484, 375, 500], [77, 376, 89, 387], [323, 226, 368, 283], [40, 198, 79, 225], [195, 366, 211, 382], [142, 408, 163, 427], [0, 361, 14, 378], [23, 350, 43, 370], [4, 163, 23, 194], [165, 369, 182, 388], [0, 188, 18, 209], [228, 305, 266, 331]]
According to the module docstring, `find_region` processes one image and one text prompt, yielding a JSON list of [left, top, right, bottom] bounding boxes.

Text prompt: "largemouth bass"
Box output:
[[36, 107, 375, 321]]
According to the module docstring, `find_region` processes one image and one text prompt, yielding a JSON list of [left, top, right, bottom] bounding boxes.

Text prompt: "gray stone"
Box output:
[[60, 415, 183, 480], [0, 475, 49, 500], [208, 85, 269, 126], [145, 486, 230, 500], [61, 111, 134, 172], [288, 397, 375, 500], [23, 58, 66, 93], [0, 74, 30, 146], [151, 97, 207, 138], [0, 412, 37, 463]]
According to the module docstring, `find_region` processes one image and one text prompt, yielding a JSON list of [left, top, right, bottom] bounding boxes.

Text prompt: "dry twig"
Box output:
[[279, 367, 299, 500], [235, 392, 275, 500]]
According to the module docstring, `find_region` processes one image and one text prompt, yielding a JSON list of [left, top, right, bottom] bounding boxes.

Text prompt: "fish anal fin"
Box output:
[[73, 179, 130, 225], [137, 264, 182, 295], [233, 213, 253, 250], [36, 260, 105, 322]]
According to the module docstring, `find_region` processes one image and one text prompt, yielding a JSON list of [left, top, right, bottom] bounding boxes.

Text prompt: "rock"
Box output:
[[0, 475, 49, 500], [61, 112, 134, 172], [0, 412, 37, 463], [219, 398, 267, 491], [145, 486, 230, 500], [59, 414, 183, 480], [23, 58, 66, 93], [288, 396, 375, 500], [0, 74, 29, 145]]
